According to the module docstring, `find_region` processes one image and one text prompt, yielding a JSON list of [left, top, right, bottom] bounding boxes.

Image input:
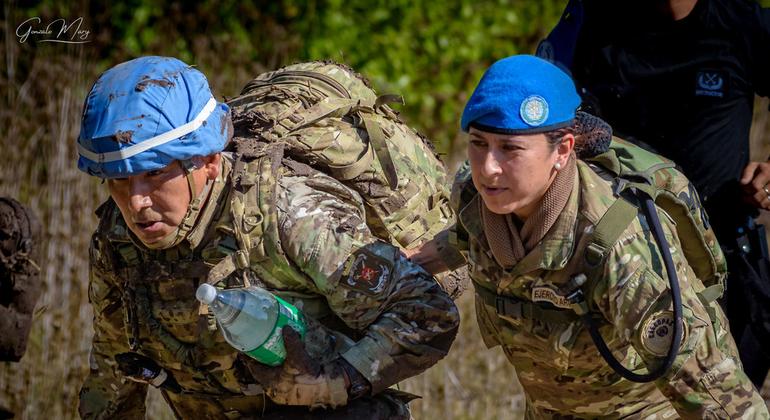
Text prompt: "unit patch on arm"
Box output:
[[343, 248, 393, 295], [640, 310, 688, 357]]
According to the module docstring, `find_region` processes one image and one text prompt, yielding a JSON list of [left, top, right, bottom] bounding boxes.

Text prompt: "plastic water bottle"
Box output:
[[195, 284, 306, 366]]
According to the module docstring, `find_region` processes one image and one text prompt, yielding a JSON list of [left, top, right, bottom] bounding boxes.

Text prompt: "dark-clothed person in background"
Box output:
[[538, 0, 770, 386]]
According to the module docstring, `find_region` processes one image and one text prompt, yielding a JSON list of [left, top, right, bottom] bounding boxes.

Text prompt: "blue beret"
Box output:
[[77, 56, 230, 179], [460, 55, 580, 134]]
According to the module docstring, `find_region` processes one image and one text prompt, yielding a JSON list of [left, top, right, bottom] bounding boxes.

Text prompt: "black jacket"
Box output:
[[541, 0, 770, 235]]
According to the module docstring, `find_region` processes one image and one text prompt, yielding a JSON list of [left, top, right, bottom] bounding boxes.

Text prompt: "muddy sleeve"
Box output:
[[78, 239, 147, 419], [591, 228, 768, 419], [277, 173, 460, 393], [0, 197, 42, 362], [0, 277, 39, 361]]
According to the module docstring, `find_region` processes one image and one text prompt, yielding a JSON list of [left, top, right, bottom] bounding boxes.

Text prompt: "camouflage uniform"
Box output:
[[442, 160, 769, 419], [79, 151, 459, 418]]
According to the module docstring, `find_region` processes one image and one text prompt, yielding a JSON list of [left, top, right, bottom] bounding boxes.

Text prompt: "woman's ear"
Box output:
[[556, 133, 575, 165]]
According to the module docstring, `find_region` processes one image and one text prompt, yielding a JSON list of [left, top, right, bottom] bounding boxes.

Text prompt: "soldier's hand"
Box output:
[[740, 160, 770, 210], [241, 327, 350, 408]]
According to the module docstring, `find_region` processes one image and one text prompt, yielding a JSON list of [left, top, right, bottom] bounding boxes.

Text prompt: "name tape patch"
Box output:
[[531, 286, 572, 309]]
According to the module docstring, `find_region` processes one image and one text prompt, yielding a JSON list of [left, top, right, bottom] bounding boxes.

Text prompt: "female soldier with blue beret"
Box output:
[[408, 55, 769, 418]]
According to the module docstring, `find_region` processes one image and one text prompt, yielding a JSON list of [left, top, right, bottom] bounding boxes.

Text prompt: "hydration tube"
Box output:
[[580, 193, 683, 383]]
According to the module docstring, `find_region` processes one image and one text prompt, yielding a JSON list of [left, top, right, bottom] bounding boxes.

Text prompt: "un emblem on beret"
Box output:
[[520, 95, 549, 127]]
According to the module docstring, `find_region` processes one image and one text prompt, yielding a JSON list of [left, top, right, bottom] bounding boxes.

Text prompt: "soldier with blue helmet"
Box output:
[[408, 54, 769, 418], [77, 56, 459, 419]]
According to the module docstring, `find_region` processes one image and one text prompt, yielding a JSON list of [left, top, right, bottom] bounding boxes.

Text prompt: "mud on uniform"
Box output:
[[79, 152, 459, 419]]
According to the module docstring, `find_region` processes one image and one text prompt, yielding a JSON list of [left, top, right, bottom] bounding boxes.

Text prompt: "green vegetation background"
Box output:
[[1, 1, 769, 419], [0, 1, 564, 418]]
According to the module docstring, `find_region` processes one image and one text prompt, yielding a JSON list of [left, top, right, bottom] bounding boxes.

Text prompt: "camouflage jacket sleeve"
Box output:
[[590, 225, 768, 419], [277, 173, 460, 393], [78, 235, 147, 419]]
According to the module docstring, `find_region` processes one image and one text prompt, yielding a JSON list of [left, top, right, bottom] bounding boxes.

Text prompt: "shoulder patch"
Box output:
[[343, 248, 393, 295], [640, 310, 687, 357]]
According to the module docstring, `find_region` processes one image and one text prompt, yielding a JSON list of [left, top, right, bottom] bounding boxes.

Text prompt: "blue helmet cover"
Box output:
[[77, 56, 230, 178], [460, 54, 581, 134]]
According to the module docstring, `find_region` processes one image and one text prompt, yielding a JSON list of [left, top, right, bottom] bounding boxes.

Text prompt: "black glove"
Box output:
[[115, 352, 182, 393]]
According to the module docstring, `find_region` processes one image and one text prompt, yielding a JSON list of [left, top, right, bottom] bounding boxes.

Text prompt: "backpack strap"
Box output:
[[357, 96, 405, 190], [290, 97, 360, 132], [585, 196, 639, 267], [205, 149, 277, 287], [326, 145, 375, 181], [362, 115, 398, 190]]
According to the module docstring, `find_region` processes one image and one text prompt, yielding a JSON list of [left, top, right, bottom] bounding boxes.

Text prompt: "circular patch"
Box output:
[[519, 95, 549, 127], [640, 311, 686, 357]]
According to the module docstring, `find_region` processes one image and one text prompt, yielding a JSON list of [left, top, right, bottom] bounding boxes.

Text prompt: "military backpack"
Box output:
[[581, 137, 727, 299], [225, 61, 453, 251]]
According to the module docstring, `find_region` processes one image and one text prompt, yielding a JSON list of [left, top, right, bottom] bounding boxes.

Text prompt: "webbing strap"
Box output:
[[116, 243, 141, 266], [205, 250, 249, 286], [374, 94, 404, 109], [362, 116, 399, 190], [290, 97, 361, 132], [393, 197, 450, 247], [327, 143, 375, 180], [697, 283, 724, 304], [586, 197, 638, 267], [473, 281, 579, 324], [589, 151, 622, 176]]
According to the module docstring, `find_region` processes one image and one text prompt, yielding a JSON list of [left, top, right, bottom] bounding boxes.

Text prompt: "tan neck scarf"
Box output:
[[482, 153, 577, 268]]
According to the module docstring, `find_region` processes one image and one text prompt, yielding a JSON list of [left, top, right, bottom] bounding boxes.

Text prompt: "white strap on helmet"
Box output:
[[78, 97, 217, 163]]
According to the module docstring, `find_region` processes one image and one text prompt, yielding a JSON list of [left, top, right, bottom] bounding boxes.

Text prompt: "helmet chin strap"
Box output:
[[143, 159, 212, 250]]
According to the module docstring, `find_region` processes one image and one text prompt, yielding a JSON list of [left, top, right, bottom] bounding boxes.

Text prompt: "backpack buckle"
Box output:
[[584, 242, 605, 268], [495, 296, 523, 318], [564, 274, 589, 316], [612, 178, 628, 197]]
